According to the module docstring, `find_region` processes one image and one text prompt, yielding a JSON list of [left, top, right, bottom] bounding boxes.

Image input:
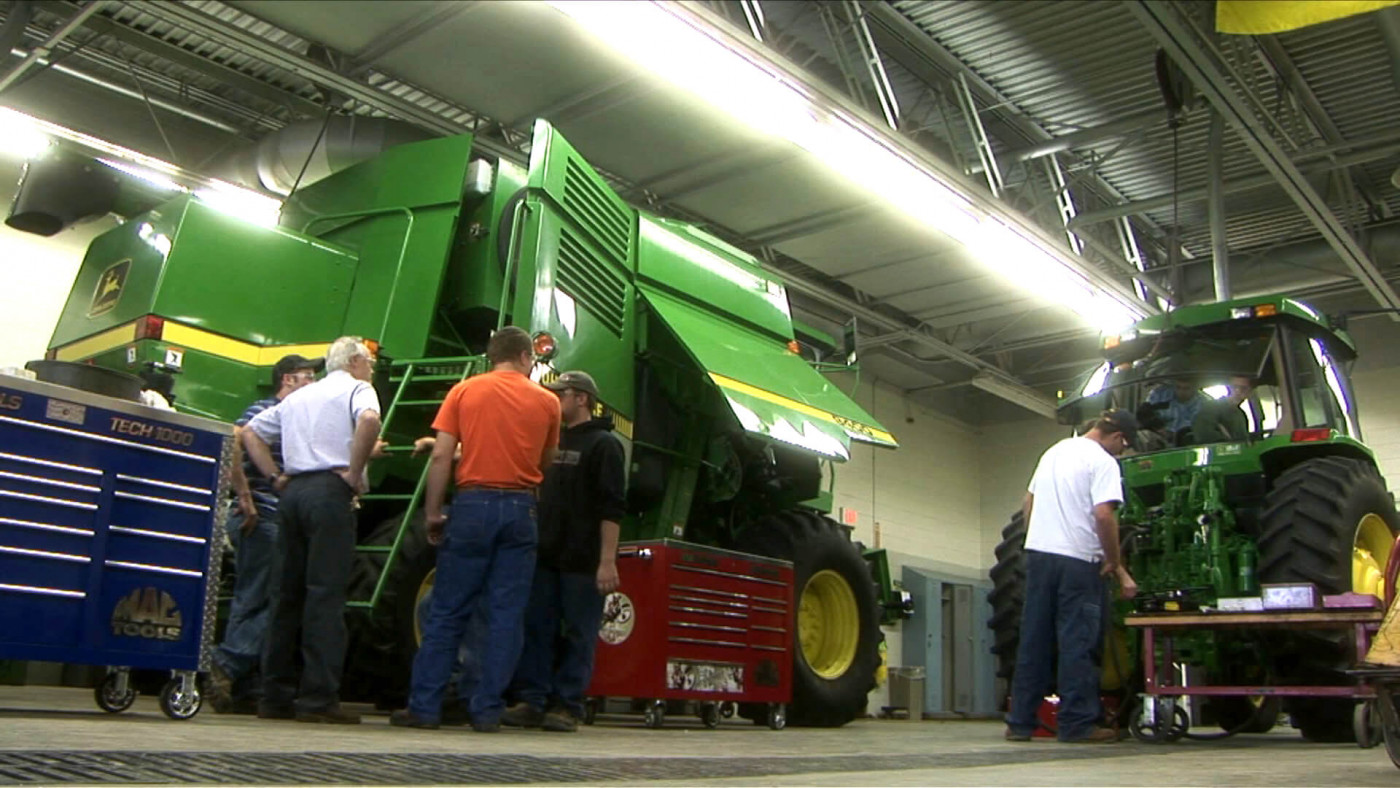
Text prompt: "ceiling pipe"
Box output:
[[0, 0, 101, 93], [220, 116, 430, 195]]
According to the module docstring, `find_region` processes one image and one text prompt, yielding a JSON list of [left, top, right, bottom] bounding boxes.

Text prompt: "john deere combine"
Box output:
[[43, 121, 899, 726], [990, 296, 1398, 741]]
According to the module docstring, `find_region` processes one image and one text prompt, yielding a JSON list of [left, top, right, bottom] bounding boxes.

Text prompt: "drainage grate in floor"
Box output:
[[0, 748, 1159, 785]]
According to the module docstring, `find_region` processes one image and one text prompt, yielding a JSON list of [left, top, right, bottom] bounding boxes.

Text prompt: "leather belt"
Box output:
[[458, 484, 537, 497]]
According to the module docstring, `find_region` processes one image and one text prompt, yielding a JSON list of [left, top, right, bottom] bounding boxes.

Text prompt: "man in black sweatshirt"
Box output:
[[503, 370, 625, 732]]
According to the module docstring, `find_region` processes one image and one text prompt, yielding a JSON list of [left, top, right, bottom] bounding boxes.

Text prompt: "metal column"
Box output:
[[1207, 109, 1230, 301]]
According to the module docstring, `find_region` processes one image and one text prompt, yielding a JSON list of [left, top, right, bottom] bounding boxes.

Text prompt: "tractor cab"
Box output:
[[1058, 297, 1360, 454]]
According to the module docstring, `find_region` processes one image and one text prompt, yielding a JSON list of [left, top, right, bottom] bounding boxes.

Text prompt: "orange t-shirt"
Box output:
[[432, 370, 561, 489]]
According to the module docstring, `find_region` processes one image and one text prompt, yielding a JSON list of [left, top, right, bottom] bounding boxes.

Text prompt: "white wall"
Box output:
[[0, 218, 111, 370]]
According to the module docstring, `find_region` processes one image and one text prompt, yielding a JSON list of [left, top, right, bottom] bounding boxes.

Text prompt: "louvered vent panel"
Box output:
[[557, 228, 627, 336], [563, 159, 631, 269]]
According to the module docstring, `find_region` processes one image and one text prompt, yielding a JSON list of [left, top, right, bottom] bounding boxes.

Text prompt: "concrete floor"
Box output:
[[0, 686, 1395, 786]]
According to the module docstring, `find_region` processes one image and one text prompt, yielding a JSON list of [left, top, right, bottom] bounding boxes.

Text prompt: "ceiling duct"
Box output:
[[6, 150, 119, 236], [223, 116, 431, 196]]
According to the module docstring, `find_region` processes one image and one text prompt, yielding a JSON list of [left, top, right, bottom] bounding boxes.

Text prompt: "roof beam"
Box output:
[[1131, 0, 1400, 313]]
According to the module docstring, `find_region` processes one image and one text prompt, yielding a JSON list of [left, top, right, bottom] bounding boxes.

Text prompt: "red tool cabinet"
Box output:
[[587, 539, 793, 728]]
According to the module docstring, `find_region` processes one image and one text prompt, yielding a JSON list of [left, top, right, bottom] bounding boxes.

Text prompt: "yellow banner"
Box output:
[[1217, 0, 1400, 35]]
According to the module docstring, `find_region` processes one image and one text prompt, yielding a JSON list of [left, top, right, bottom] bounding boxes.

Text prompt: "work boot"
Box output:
[[472, 718, 501, 733], [206, 664, 234, 713], [295, 706, 362, 725], [389, 709, 440, 730], [542, 708, 579, 733], [1061, 727, 1118, 744], [501, 702, 545, 728], [1004, 727, 1032, 742]]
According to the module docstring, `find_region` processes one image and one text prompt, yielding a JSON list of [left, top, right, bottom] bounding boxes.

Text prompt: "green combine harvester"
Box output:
[[990, 296, 1398, 742], [44, 121, 903, 726]]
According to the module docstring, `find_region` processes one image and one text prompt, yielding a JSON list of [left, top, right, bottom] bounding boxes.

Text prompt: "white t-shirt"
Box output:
[[247, 369, 381, 476], [1024, 436, 1123, 563]]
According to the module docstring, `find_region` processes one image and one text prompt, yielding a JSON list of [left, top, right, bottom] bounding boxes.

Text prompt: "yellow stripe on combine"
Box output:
[[708, 372, 896, 445], [54, 319, 331, 368], [53, 321, 140, 362]]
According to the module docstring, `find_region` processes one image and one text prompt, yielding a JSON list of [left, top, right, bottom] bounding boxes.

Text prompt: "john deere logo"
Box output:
[[110, 586, 182, 641], [87, 259, 130, 317]]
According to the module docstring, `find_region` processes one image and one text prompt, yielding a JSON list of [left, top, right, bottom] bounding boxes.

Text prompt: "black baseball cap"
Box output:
[[544, 370, 599, 398], [1102, 408, 1140, 448], [271, 354, 323, 387]]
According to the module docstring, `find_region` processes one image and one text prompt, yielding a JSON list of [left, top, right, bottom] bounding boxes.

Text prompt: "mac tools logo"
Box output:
[[110, 587, 183, 641]]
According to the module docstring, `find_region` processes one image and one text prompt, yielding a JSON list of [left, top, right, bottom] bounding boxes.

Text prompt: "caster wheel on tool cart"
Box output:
[[699, 703, 720, 729], [720, 701, 735, 719], [159, 678, 202, 720], [767, 704, 786, 730], [644, 700, 665, 729], [95, 673, 136, 714], [1129, 702, 1188, 743], [1356, 701, 1383, 749]]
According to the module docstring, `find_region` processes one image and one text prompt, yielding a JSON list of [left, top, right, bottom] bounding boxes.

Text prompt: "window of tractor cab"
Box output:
[[1065, 323, 1281, 449], [1281, 326, 1360, 438]]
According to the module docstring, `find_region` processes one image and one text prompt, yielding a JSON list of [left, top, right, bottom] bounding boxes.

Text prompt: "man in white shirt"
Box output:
[[1005, 410, 1139, 744], [244, 336, 381, 724]]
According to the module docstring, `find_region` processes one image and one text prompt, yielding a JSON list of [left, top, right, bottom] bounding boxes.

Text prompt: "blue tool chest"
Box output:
[[0, 374, 231, 672]]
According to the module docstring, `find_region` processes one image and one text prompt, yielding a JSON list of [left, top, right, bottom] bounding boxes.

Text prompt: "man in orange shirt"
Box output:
[[391, 326, 560, 732]]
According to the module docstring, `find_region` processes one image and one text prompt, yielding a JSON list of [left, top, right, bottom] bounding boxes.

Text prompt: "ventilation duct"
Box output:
[[5, 151, 119, 236], [223, 116, 432, 196]]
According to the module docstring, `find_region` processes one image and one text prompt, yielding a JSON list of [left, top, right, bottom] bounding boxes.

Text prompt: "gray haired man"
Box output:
[[244, 336, 381, 724]]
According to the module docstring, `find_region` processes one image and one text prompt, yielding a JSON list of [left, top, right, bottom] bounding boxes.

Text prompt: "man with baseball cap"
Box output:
[[207, 353, 322, 713], [503, 370, 625, 732], [1004, 409, 1139, 744]]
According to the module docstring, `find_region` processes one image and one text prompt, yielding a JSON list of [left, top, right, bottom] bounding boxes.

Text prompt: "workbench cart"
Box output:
[[1127, 607, 1383, 742], [0, 374, 232, 719], [586, 540, 793, 729]]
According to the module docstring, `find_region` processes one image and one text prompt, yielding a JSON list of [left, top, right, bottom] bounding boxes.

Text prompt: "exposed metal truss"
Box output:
[[1131, 0, 1400, 313]]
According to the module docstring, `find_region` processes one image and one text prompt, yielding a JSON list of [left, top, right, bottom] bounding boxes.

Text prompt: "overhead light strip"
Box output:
[[548, 1, 1150, 333]]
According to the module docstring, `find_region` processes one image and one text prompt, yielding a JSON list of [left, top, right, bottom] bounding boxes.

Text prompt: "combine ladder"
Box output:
[[346, 354, 486, 612]]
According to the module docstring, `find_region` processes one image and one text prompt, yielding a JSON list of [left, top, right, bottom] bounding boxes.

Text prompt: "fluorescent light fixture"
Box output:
[[548, 1, 1148, 333], [99, 158, 186, 193], [970, 372, 1058, 419], [0, 113, 50, 159], [194, 181, 282, 227]]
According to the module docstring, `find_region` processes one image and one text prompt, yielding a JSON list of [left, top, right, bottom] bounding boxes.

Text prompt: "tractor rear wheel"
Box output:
[[1258, 456, 1399, 742], [736, 509, 882, 727], [342, 513, 437, 708], [988, 511, 1028, 682]]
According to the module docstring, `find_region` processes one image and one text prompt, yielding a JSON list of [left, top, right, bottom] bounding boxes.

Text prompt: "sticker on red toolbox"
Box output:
[[667, 659, 744, 692], [599, 592, 634, 645]]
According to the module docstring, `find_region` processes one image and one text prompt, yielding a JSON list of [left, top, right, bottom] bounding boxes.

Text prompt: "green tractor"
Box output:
[[42, 120, 902, 726], [989, 296, 1398, 741]]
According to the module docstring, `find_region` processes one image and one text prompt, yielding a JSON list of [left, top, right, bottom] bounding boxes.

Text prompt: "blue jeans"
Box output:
[[215, 502, 278, 698], [1006, 550, 1107, 741], [512, 566, 604, 717], [407, 490, 537, 724]]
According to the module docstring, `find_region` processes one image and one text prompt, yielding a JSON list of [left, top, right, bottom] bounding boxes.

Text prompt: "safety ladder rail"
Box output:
[[347, 353, 486, 611]]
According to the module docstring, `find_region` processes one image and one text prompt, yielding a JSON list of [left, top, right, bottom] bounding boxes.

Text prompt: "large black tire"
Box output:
[[1258, 456, 1399, 742], [988, 511, 1028, 682], [1207, 695, 1281, 734], [736, 510, 882, 727], [342, 513, 436, 707]]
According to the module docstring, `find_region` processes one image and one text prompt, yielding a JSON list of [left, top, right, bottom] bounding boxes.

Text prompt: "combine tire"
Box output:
[[736, 510, 881, 727], [988, 511, 1028, 681], [1258, 457, 1399, 742], [342, 513, 436, 707]]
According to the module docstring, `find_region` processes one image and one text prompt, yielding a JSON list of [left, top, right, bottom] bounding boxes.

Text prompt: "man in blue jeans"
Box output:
[[503, 370, 625, 732], [1005, 410, 1139, 744], [206, 354, 320, 713], [391, 327, 560, 732]]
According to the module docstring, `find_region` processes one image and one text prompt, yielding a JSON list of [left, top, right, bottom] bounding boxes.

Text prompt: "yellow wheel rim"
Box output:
[[413, 569, 436, 646], [1353, 513, 1393, 599], [798, 570, 859, 680]]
